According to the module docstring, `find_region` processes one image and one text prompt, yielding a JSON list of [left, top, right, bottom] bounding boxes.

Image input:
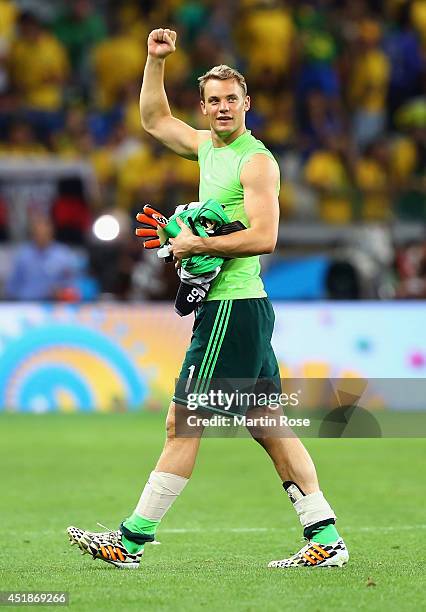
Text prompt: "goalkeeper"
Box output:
[[67, 28, 349, 570]]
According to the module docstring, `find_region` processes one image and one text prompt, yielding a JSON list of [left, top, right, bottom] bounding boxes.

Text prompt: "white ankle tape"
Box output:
[[293, 491, 336, 528], [135, 471, 188, 522]]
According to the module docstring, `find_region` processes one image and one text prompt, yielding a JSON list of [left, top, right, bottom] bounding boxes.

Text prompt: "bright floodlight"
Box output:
[[93, 214, 120, 241]]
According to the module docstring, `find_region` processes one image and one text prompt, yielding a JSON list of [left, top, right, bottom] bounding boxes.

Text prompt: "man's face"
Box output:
[[31, 218, 53, 248], [200, 78, 250, 137]]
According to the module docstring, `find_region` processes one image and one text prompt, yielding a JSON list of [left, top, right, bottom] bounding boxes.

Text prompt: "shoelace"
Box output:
[[95, 522, 121, 545], [97, 521, 113, 531]]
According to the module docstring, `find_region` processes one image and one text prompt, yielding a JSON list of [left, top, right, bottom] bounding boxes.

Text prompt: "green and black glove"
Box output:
[[136, 200, 246, 315]]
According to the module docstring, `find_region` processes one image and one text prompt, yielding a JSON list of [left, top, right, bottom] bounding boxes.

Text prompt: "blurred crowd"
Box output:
[[0, 0, 424, 300]]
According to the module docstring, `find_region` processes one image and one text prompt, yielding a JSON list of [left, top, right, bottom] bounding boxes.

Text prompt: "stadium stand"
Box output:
[[0, 0, 424, 300]]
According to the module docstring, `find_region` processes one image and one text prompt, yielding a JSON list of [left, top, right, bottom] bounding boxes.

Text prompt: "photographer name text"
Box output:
[[186, 415, 311, 428]]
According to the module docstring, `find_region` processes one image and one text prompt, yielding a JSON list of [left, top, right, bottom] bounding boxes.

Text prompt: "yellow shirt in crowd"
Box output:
[[411, 0, 426, 48], [116, 147, 199, 210], [92, 35, 146, 109], [9, 32, 69, 111], [390, 137, 418, 182], [237, 6, 295, 76], [0, 0, 17, 47], [349, 49, 390, 113], [356, 158, 390, 220], [304, 150, 352, 223]]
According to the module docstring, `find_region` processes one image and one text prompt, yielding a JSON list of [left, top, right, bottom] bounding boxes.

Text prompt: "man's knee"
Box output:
[[165, 401, 201, 439], [251, 433, 271, 451], [165, 401, 205, 441], [251, 430, 287, 457]]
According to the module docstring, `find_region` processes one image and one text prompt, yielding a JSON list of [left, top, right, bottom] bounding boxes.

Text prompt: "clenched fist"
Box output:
[[147, 28, 177, 59]]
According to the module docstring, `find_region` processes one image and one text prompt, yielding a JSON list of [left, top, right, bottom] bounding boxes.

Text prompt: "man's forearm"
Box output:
[[140, 57, 171, 131], [192, 228, 276, 258]]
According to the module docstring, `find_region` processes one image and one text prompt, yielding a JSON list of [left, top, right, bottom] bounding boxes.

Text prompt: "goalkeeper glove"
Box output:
[[135, 205, 168, 249]]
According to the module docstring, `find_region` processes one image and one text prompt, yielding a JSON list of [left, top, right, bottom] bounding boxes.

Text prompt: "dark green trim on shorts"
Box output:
[[173, 396, 189, 406]]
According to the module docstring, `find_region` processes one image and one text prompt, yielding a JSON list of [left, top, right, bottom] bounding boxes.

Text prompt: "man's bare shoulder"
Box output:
[[240, 153, 280, 184]]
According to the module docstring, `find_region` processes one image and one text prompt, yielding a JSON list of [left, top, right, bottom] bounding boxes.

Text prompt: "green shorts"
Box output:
[[173, 297, 281, 416]]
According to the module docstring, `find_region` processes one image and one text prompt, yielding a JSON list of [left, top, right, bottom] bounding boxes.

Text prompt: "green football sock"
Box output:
[[310, 524, 340, 545], [121, 513, 160, 554]]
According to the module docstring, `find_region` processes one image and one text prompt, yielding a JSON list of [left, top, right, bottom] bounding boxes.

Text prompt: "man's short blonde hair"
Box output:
[[198, 65, 247, 100]]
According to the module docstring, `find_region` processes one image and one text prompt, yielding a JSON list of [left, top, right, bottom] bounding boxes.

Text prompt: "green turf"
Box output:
[[1, 413, 425, 611]]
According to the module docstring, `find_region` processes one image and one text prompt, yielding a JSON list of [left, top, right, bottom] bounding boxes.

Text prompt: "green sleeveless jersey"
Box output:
[[198, 130, 279, 301]]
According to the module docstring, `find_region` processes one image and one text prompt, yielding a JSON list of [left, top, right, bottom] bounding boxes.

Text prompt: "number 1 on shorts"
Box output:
[[185, 364, 196, 393]]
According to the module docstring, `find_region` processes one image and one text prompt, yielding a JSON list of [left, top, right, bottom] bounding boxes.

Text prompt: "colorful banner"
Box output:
[[0, 304, 192, 413], [0, 302, 424, 412], [272, 302, 426, 379]]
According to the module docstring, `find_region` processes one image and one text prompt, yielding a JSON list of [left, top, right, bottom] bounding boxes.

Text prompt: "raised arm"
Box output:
[[140, 28, 209, 160], [170, 154, 280, 259]]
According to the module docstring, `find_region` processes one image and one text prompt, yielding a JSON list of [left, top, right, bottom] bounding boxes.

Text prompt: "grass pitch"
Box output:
[[0, 413, 425, 611]]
